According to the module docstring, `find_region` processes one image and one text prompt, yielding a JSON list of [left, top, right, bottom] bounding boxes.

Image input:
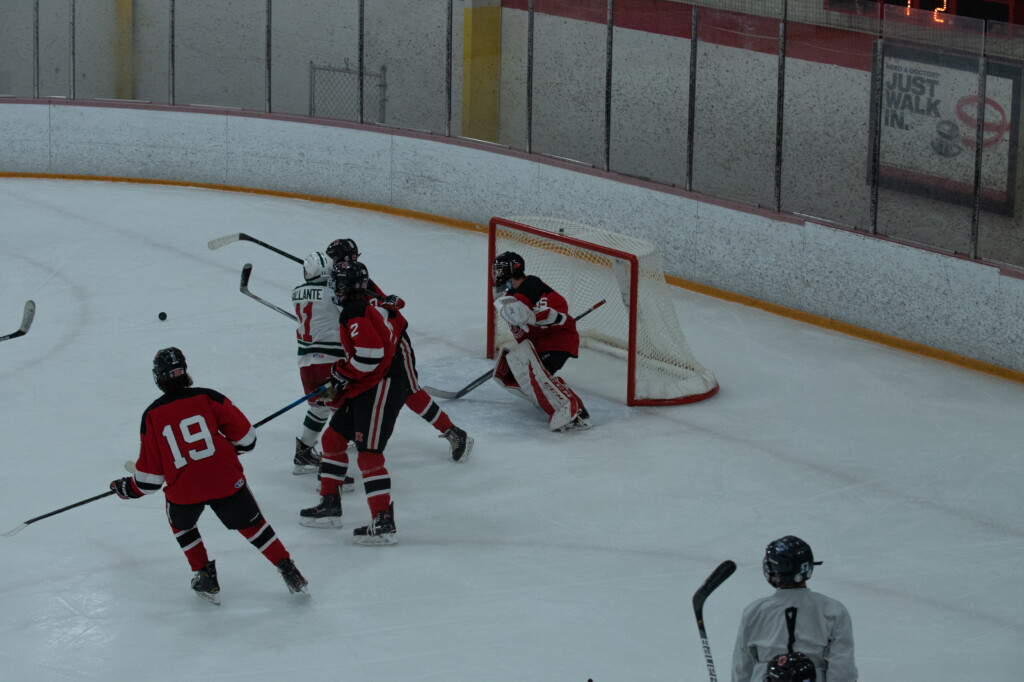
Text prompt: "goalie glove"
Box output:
[[495, 296, 536, 328]]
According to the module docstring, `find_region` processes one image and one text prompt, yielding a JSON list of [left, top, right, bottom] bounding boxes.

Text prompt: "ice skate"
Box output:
[[293, 438, 321, 475], [276, 557, 309, 596], [299, 493, 342, 528], [191, 560, 221, 605], [353, 502, 397, 546], [440, 425, 474, 462]]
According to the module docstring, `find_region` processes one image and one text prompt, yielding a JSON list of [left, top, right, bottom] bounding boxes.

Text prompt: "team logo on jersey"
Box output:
[[234, 478, 244, 489]]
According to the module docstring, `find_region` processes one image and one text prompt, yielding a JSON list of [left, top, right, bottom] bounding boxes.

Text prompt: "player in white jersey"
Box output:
[[732, 536, 858, 682], [291, 252, 345, 475]]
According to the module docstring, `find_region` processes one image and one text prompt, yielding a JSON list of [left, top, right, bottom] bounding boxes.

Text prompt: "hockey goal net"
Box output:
[[487, 216, 719, 406]]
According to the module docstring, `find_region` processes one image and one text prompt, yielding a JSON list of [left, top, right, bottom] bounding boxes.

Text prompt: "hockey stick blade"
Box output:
[[208, 233, 242, 250], [0, 300, 36, 343], [2, 490, 117, 537], [693, 559, 737, 615], [209, 233, 304, 264], [693, 559, 736, 682], [424, 298, 608, 401], [240, 263, 298, 321]]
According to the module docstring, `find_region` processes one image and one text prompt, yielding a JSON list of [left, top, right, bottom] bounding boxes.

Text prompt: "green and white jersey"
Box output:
[[291, 281, 346, 367]]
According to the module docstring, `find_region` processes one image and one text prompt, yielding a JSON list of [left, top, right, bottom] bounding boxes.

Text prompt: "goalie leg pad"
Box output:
[[492, 347, 528, 399], [502, 341, 582, 431]]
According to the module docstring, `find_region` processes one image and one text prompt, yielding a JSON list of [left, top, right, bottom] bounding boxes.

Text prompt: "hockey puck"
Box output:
[[158, 312, 167, 321]]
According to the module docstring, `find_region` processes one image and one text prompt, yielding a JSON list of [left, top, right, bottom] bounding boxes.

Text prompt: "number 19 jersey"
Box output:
[[135, 388, 257, 505]]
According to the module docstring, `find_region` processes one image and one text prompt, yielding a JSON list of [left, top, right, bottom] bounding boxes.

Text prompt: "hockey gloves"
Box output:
[[315, 364, 350, 405], [378, 294, 405, 310], [110, 476, 144, 500]]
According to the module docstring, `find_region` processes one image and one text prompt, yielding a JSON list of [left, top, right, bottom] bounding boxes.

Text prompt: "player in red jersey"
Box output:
[[491, 251, 590, 431], [109, 347, 308, 604], [300, 261, 410, 544], [326, 238, 473, 462]]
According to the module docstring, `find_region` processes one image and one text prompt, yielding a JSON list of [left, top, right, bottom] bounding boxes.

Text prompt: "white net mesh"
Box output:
[[491, 216, 718, 405]]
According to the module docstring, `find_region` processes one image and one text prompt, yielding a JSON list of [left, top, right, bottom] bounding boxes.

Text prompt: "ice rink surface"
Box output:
[[1, 178, 1022, 681]]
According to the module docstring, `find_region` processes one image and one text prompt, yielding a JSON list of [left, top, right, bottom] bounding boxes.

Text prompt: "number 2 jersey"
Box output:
[[132, 388, 257, 505]]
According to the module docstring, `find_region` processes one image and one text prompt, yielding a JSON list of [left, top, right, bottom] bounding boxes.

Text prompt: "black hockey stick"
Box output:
[[693, 560, 737, 682], [2, 490, 116, 537], [208, 232, 304, 264], [0, 300, 36, 343], [124, 385, 328, 473], [423, 298, 607, 400], [240, 263, 298, 321]]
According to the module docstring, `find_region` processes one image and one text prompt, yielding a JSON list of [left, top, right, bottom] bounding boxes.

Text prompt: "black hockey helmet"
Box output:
[[153, 347, 188, 383], [764, 651, 816, 681], [763, 536, 821, 588], [492, 251, 525, 288], [326, 238, 360, 264], [328, 260, 370, 302]]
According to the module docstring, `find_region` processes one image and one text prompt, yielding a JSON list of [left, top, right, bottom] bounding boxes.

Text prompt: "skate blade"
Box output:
[[194, 591, 221, 605], [353, 533, 397, 546], [289, 584, 311, 597], [292, 464, 319, 475], [299, 516, 343, 529]]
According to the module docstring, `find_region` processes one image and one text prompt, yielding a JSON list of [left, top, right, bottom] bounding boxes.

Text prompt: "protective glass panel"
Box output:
[[363, 0, 449, 132], [529, 1, 607, 167], [72, 0, 125, 101], [0, 0, 36, 96], [691, 3, 782, 207], [38, 0, 72, 98], [781, 0, 879, 229], [609, 0, 691, 186], [174, 0, 266, 110], [875, 6, 985, 253], [497, 1, 529, 151], [452, 0, 503, 144], [131, 0, 171, 104], [271, 0, 359, 118], [975, 21, 1024, 269]]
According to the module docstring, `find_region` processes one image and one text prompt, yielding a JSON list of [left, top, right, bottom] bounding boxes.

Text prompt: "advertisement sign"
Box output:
[[869, 42, 1021, 214]]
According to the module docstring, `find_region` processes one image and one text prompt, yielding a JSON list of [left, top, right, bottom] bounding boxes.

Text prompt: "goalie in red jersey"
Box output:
[[109, 347, 308, 604], [491, 251, 590, 431]]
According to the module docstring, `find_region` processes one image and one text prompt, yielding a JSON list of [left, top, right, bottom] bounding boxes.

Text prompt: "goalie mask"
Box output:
[[326, 238, 360, 264], [764, 651, 816, 682], [763, 536, 821, 588], [152, 346, 191, 387], [493, 251, 525, 289], [328, 260, 370, 304], [303, 251, 332, 283]]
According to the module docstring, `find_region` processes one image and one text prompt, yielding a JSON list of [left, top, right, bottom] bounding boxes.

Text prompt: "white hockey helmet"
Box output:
[[303, 251, 332, 282]]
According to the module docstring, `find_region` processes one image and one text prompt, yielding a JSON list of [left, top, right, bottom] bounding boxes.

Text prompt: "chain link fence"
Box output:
[[309, 60, 386, 124]]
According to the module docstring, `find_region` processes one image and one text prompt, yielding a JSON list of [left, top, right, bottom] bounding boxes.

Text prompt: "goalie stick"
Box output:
[[124, 385, 327, 474], [0, 300, 36, 343], [208, 232, 304, 264], [422, 298, 607, 400], [240, 263, 298, 321], [693, 560, 737, 682]]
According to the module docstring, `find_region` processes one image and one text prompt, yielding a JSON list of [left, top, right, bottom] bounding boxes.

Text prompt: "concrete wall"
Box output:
[[2, 100, 1021, 374]]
